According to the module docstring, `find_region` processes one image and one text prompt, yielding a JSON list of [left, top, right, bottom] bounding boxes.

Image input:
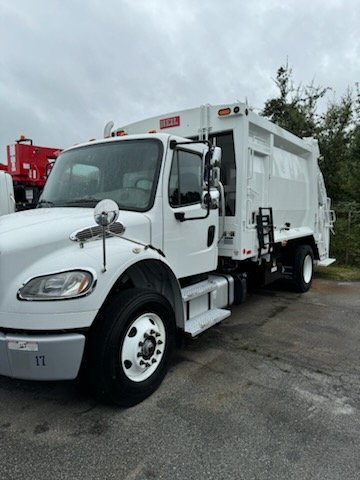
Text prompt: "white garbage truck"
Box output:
[[0, 103, 334, 406]]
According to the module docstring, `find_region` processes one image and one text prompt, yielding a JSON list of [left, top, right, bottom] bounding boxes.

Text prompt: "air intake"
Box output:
[[70, 222, 125, 243]]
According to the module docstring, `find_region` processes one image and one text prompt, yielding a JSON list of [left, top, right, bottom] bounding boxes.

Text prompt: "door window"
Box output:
[[169, 150, 202, 207]]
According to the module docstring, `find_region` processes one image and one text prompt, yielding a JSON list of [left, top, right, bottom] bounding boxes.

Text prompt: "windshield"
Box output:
[[38, 138, 163, 211]]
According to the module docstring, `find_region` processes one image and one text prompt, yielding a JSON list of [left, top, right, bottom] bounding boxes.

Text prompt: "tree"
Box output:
[[262, 63, 328, 138], [262, 63, 359, 203], [318, 92, 353, 201], [347, 84, 360, 201]]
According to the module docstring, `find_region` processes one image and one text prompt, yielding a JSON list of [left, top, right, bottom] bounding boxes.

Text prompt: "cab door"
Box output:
[[162, 143, 219, 279]]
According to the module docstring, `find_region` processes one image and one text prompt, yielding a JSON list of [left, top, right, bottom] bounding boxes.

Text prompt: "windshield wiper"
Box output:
[[37, 199, 55, 208], [57, 197, 101, 207], [38, 198, 101, 208]]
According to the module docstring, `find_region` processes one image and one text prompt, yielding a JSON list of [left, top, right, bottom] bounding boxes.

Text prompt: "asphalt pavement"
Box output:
[[0, 278, 359, 480]]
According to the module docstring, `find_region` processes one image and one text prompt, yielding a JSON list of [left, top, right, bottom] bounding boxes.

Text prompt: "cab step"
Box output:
[[184, 308, 231, 337], [181, 276, 233, 336], [181, 279, 218, 301]]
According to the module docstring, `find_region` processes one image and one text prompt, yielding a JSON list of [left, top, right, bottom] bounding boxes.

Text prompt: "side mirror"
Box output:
[[210, 146, 222, 187], [211, 146, 222, 166], [203, 146, 222, 187], [94, 199, 119, 227]]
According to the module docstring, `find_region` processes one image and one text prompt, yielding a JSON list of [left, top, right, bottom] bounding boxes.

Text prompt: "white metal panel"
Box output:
[[269, 147, 311, 229], [0, 171, 15, 216]]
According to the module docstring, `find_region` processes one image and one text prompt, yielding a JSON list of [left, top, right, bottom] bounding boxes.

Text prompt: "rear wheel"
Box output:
[[293, 245, 314, 292], [86, 289, 176, 407]]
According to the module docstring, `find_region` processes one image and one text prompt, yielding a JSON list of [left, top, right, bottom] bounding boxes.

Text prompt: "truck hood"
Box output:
[[0, 208, 151, 271]]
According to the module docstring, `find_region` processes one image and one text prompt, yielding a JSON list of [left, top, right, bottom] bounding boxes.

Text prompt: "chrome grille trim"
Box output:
[[70, 222, 125, 242]]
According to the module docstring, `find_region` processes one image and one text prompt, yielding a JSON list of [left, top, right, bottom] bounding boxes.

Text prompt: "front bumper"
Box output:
[[0, 332, 85, 380]]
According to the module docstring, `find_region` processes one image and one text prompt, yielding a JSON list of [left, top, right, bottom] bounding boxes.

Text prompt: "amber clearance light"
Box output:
[[218, 107, 232, 116]]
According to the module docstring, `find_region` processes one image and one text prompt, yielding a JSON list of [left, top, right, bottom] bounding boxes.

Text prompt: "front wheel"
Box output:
[[293, 245, 314, 293], [86, 289, 176, 407]]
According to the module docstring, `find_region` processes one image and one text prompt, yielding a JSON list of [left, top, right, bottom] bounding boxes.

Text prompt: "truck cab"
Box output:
[[0, 132, 228, 406]]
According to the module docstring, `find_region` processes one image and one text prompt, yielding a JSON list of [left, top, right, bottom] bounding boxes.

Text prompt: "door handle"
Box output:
[[207, 225, 215, 247], [174, 212, 185, 222]]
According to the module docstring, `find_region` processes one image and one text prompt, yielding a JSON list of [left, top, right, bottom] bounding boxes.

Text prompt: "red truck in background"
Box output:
[[0, 136, 62, 210]]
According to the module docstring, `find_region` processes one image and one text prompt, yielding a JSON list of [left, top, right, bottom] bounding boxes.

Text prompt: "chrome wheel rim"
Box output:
[[121, 313, 166, 382]]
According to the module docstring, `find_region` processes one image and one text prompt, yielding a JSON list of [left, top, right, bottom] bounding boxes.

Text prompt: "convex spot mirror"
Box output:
[[94, 199, 119, 227], [201, 189, 219, 210]]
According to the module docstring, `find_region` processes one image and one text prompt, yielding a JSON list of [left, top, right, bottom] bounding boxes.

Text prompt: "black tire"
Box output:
[[86, 288, 176, 407], [293, 245, 314, 293]]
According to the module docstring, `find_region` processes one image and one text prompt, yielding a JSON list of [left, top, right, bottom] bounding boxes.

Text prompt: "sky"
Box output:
[[0, 0, 359, 161]]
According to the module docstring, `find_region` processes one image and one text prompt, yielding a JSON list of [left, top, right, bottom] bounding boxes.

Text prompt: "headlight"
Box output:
[[18, 270, 95, 301]]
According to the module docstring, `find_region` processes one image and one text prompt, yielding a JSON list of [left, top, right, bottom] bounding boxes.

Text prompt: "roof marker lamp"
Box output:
[[218, 107, 231, 116]]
